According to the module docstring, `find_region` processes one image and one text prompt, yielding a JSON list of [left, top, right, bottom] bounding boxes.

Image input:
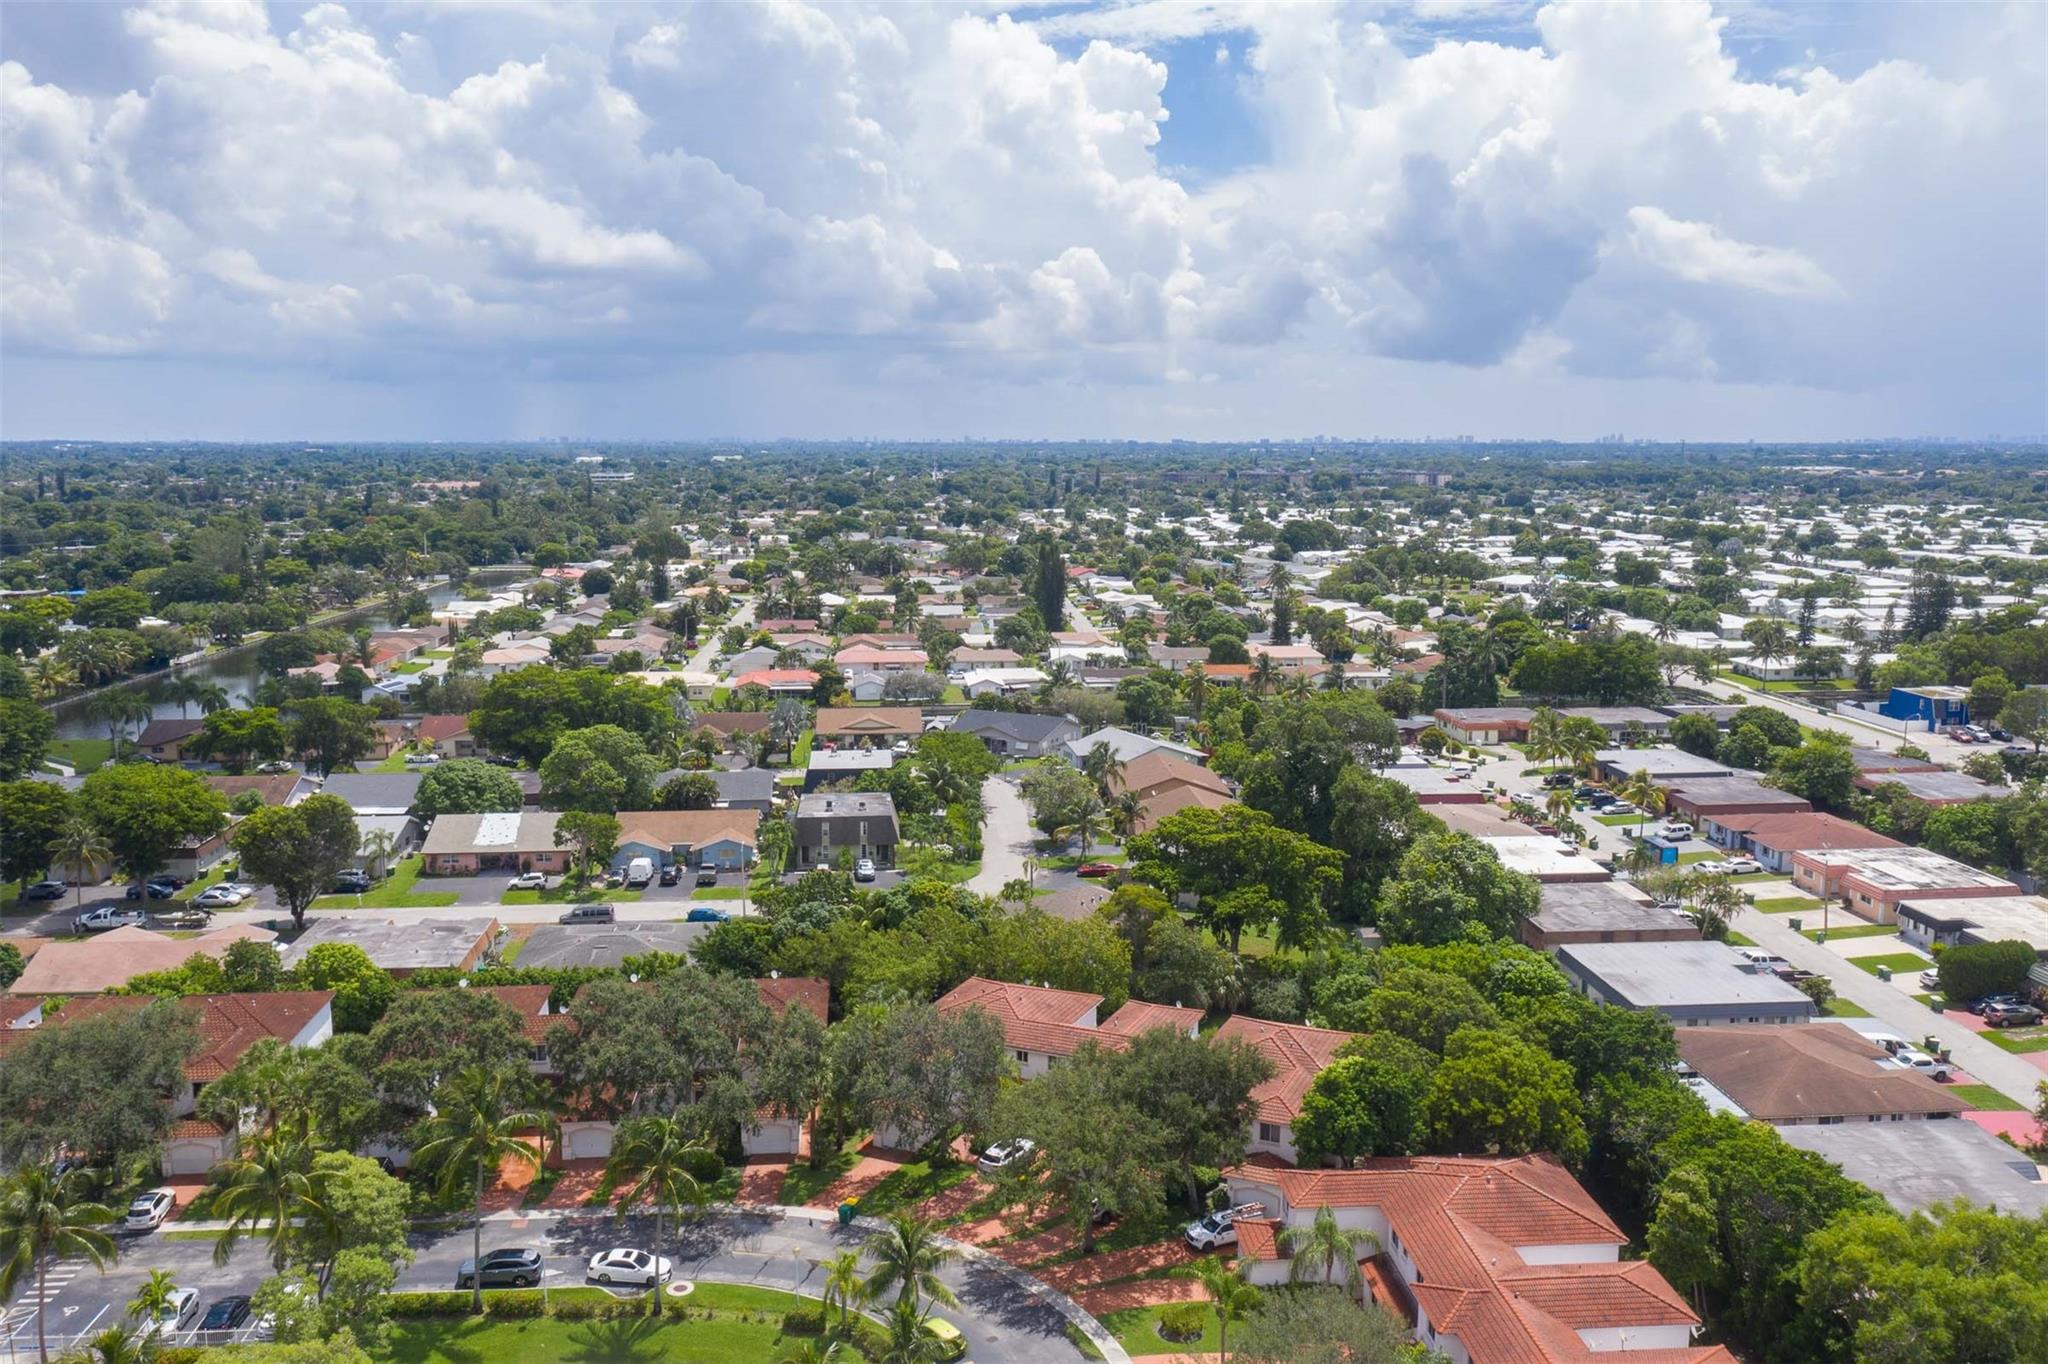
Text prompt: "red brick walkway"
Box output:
[[537, 1158, 609, 1210], [1074, 1276, 1211, 1313], [1034, 1238, 1202, 1292], [738, 1158, 791, 1204], [803, 1144, 907, 1209]]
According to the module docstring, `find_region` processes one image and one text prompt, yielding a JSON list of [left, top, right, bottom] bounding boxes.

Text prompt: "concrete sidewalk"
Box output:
[[1732, 905, 2044, 1107]]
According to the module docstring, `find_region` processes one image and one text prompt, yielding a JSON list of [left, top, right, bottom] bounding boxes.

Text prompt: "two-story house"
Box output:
[[794, 792, 898, 869]]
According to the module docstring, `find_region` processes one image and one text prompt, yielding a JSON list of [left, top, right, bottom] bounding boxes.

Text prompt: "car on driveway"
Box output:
[[1657, 821, 1693, 840], [587, 1247, 671, 1287], [685, 907, 728, 923], [126, 878, 179, 900], [1919, 968, 1943, 990], [125, 1188, 177, 1231], [1075, 861, 1119, 878], [139, 1287, 199, 1338], [198, 1296, 252, 1333], [24, 879, 68, 901], [332, 869, 374, 894], [76, 906, 148, 933], [1894, 1046, 1951, 1081], [1721, 858, 1762, 875], [1983, 1001, 2044, 1028], [853, 858, 878, 882], [194, 885, 250, 909], [659, 864, 680, 886], [458, 1247, 545, 1289], [404, 750, 441, 765], [976, 1136, 1036, 1174], [509, 872, 547, 890], [695, 868, 720, 887], [1969, 993, 2023, 1017]]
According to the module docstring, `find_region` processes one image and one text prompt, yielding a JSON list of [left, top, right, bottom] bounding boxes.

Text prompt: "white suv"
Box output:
[[1184, 1203, 1268, 1251]]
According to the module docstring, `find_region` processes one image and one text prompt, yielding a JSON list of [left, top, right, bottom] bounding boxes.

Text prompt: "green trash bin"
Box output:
[[837, 1200, 858, 1227], [1877, 965, 1892, 982], [1788, 917, 1802, 933]]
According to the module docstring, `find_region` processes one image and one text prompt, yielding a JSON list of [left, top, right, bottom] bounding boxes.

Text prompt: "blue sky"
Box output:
[[1, 1, 2041, 442]]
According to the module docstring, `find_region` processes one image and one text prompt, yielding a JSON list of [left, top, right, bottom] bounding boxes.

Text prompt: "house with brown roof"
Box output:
[[416, 714, 479, 758], [1109, 752, 1237, 834], [1663, 776, 1812, 821], [934, 977, 1200, 1080], [9, 923, 278, 996], [203, 772, 318, 808], [1212, 1015, 1359, 1164], [1704, 810, 1902, 872], [1677, 1024, 1971, 1126], [730, 668, 819, 695], [1224, 1155, 1727, 1364], [814, 707, 924, 743], [135, 717, 205, 761], [610, 809, 761, 873], [832, 645, 928, 674]]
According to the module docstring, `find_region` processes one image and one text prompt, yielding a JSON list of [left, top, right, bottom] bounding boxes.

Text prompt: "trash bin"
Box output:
[[1788, 917, 1802, 933], [837, 1200, 858, 1227], [1877, 965, 1892, 982]]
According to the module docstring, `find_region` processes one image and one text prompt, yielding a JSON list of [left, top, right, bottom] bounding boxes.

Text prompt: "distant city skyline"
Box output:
[[2, 1, 2042, 442]]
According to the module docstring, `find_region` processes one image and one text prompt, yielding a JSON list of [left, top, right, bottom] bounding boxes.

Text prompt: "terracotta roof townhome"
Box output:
[[6, 991, 337, 1080], [1212, 1015, 1360, 1153], [934, 977, 1200, 1077]]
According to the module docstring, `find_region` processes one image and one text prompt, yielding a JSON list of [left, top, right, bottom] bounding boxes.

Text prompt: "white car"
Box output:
[[403, 751, 441, 765], [1184, 1202, 1269, 1251], [139, 1287, 199, 1338], [853, 858, 878, 882], [74, 906, 148, 933], [587, 1247, 672, 1287], [125, 1188, 177, 1231], [1657, 822, 1693, 841], [1721, 858, 1762, 875], [977, 1137, 1036, 1174], [509, 872, 547, 890], [194, 885, 249, 909], [1894, 1047, 1951, 1081]]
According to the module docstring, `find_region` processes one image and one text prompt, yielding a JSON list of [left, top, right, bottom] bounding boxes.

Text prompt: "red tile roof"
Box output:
[[1712, 811, 1902, 855], [756, 975, 829, 1023], [416, 715, 471, 741], [19, 991, 332, 1080], [1095, 1000, 1203, 1038], [1213, 1015, 1359, 1124], [936, 977, 1198, 1058], [478, 985, 556, 1044]]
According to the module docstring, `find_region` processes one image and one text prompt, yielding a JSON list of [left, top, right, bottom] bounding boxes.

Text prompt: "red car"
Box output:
[[1075, 862, 1119, 879]]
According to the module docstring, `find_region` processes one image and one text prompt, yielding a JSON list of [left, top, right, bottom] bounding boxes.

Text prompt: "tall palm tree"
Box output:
[[1108, 790, 1144, 842], [1544, 785, 1576, 827], [1279, 1205, 1381, 1307], [411, 1067, 551, 1315], [603, 1116, 711, 1317], [191, 681, 231, 716], [822, 1249, 868, 1335], [862, 1215, 959, 1314], [87, 689, 154, 751], [27, 656, 76, 702], [0, 1166, 118, 1364], [1078, 744, 1125, 801], [1526, 706, 1564, 772], [874, 1298, 941, 1364], [1187, 1254, 1260, 1364], [127, 1268, 181, 1324], [1185, 667, 1208, 721], [1620, 767, 1667, 841], [211, 1130, 319, 1273], [357, 829, 397, 881], [47, 817, 111, 910], [1250, 654, 1281, 696]]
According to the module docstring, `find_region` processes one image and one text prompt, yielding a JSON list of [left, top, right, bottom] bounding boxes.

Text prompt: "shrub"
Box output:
[[484, 1290, 549, 1318], [1936, 940, 2036, 1003], [385, 1291, 473, 1318], [1157, 1303, 1207, 1343], [782, 1306, 827, 1335], [548, 1297, 645, 1321]]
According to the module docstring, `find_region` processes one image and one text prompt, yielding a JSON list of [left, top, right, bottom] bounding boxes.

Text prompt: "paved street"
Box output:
[[1730, 903, 2044, 1106], [967, 774, 1033, 896], [4, 1206, 1106, 1364], [685, 597, 754, 674], [1701, 677, 1981, 765]]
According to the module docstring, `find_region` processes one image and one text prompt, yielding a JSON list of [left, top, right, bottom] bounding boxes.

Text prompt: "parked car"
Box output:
[[1970, 993, 2024, 1017], [509, 871, 547, 890], [625, 857, 655, 888], [1918, 968, 1943, 990], [1720, 858, 1762, 875], [695, 868, 719, 887], [1736, 948, 1791, 973], [922, 1316, 967, 1361], [138, 1287, 199, 1338], [255, 760, 295, 774], [150, 907, 214, 930], [685, 907, 728, 923], [193, 885, 250, 909], [1893, 1046, 1951, 1081], [1987, 726, 2011, 741], [457, 1247, 544, 1289], [1075, 861, 1119, 878], [587, 1247, 671, 1287], [76, 906, 148, 933], [1982, 1001, 2043, 1028], [1945, 726, 1977, 743], [659, 864, 680, 887], [1541, 772, 1575, 788], [198, 1297, 252, 1333], [23, 880, 67, 901], [976, 1137, 1036, 1174], [331, 869, 374, 894], [852, 858, 878, 882], [403, 750, 441, 765], [1606, 802, 1638, 816], [561, 903, 616, 925], [126, 879, 178, 900], [124, 1188, 177, 1231], [1184, 1202, 1269, 1251], [1657, 822, 1693, 840]]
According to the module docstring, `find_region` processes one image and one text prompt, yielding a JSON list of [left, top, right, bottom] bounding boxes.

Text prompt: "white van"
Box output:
[[625, 857, 655, 888]]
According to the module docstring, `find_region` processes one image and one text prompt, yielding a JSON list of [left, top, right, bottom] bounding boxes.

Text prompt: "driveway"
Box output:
[[968, 774, 1034, 896], [1730, 903, 2045, 1106], [686, 597, 755, 673], [9, 1206, 1115, 1364]]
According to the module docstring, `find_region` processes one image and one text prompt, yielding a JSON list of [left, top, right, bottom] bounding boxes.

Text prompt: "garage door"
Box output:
[[563, 1124, 616, 1161]]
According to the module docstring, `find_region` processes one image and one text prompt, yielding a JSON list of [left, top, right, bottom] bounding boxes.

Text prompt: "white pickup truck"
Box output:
[[1184, 1203, 1269, 1251]]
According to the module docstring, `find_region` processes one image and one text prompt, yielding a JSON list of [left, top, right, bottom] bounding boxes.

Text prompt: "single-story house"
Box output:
[[844, 671, 889, 703], [729, 668, 819, 695], [1147, 645, 1211, 673], [135, 718, 205, 762], [1705, 810, 1902, 870], [949, 710, 1082, 759], [10, 923, 278, 996], [793, 791, 898, 869], [164, 825, 236, 881], [1663, 777, 1812, 821], [1677, 1024, 1969, 1125], [416, 715, 480, 759], [203, 773, 318, 808], [1789, 846, 2019, 924], [318, 772, 425, 816], [1553, 941, 1819, 1026], [278, 916, 501, 976], [814, 708, 923, 744], [1594, 750, 1731, 785], [689, 712, 774, 747], [419, 811, 568, 875], [1212, 1015, 1359, 1165], [1478, 834, 1611, 884], [515, 923, 709, 971], [1220, 1157, 1719, 1364], [945, 647, 1024, 676], [959, 667, 1050, 697], [1878, 684, 1971, 732], [1431, 707, 1535, 745], [833, 646, 928, 674], [1519, 882, 1700, 950], [725, 646, 780, 678], [1852, 769, 2010, 806], [696, 768, 777, 813], [1896, 895, 2048, 967], [1777, 1119, 2048, 1217], [610, 809, 761, 872], [1063, 727, 1205, 768]]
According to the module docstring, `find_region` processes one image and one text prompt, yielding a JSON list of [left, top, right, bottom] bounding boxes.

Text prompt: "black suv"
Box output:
[[199, 1296, 252, 1332], [458, 1247, 544, 1289]]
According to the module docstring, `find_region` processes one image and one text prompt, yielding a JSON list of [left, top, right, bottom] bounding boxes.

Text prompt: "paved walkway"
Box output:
[[738, 1158, 791, 1204], [968, 775, 1034, 895], [802, 1145, 908, 1209], [1732, 905, 2045, 1106]]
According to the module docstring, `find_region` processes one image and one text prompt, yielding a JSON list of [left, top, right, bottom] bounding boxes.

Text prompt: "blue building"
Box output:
[[1878, 685, 1970, 732]]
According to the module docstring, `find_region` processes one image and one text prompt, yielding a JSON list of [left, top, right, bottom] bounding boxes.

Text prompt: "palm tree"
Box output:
[[27, 656, 76, 702], [357, 828, 397, 881], [873, 1297, 941, 1364], [1249, 653, 1281, 696], [47, 817, 111, 909], [0, 1166, 118, 1364], [822, 1249, 868, 1335], [1279, 1205, 1380, 1307], [411, 1067, 551, 1315], [1108, 790, 1144, 841], [127, 1268, 181, 1324], [1620, 767, 1667, 841], [87, 689, 153, 751], [863, 1215, 959, 1314], [1544, 785, 1576, 827], [191, 681, 231, 716], [1187, 1254, 1260, 1364], [1058, 798, 1105, 856], [1185, 667, 1208, 721], [1526, 706, 1564, 773], [212, 1131, 319, 1273], [603, 1116, 711, 1317], [779, 1341, 847, 1364], [70, 1326, 151, 1364], [1078, 744, 1125, 801]]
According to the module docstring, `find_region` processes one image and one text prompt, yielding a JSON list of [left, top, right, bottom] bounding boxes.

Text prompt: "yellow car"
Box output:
[[922, 1316, 967, 1361]]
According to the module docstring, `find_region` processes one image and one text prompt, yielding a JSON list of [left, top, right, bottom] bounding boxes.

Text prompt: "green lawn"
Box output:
[[1820, 997, 1873, 1018], [1803, 923, 1900, 942], [1753, 896, 1822, 913], [173, 863, 232, 901], [392, 660, 431, 674], [371, 749, 422, 772], [1677, 851, 1725, 865], [1042, 851, 1127, 872], [1594, 813, 1648, 827], [311, 857, 459, 910], [692, 887, 747, 901], [44, 738, 114, 774], [1101, 1303, 1218, 1358], [851, 1155, 976, 1218], [369, 1284, 867, 1364], [1980, 1028, 2048, 1054], [1948, 1083, 2025, 1112], [790, 728, 815, 767], [1723, 930, 1757, 947], [1730, 872, 1791, 886], [778, 1139, 863, 1208], [941, 685, 967, 704], [1852, 952, 1933, 977]]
